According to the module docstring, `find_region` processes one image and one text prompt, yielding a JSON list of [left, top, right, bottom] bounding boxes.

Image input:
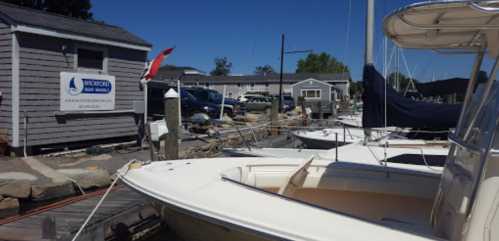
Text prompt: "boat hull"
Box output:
[[294, 133, 349, 149], [152, 201, 275, 241]]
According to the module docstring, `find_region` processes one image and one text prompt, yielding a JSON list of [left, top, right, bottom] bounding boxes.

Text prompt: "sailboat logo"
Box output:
[[68, 77, 83, 96]]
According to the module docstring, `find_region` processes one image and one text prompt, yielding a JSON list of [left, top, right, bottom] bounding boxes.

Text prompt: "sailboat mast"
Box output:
[[365, 0, 375, 65], [364, 0, 375, 141]]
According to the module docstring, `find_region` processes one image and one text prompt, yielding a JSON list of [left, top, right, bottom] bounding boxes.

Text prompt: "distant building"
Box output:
[[155, 66, 350, 99]]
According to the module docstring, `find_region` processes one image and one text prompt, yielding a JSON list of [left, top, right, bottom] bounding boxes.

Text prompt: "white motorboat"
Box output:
[[120, 1, 499, 241], [292, 127, 368, 149], [336, 113, 362, 127], [224, 141, 448, 170]]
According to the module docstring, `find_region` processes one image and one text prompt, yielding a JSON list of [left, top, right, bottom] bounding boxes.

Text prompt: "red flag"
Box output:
[[144, 47, 174, 81]]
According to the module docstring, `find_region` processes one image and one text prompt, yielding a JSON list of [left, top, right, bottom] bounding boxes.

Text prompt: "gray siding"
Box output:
[[292, 79, 331, 103], [0, 21, 11, 142], [17, 33, 146, 146]]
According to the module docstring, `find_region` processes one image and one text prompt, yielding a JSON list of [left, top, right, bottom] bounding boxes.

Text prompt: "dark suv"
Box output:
[[149, 86, 222, 119], [184, 87, 242, 117]]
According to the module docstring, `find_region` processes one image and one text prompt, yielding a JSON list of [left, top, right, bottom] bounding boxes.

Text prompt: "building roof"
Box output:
[[291, 78, 334, 87], [0, 2, 151, 49], [155, 65, 206, 80], [157, 72, 350, 84]]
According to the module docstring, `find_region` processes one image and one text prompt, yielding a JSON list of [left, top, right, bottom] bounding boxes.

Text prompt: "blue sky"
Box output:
[[92, 0, 489, 81]]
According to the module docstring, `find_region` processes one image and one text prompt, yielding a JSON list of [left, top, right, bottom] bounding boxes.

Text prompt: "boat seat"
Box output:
[[278, 156, 314, 196]]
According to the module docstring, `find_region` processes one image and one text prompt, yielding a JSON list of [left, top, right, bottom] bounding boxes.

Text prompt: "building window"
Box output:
[[301, 89, 321, 100], [77, 48, 104, 70]]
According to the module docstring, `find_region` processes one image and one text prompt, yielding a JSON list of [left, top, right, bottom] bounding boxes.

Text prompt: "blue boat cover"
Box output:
[[362, 65, 461, 129]]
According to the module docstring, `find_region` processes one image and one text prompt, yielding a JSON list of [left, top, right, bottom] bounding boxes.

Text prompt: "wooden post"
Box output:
[[271, 98, 279, 136], [164, 89, 180, 160], [317, 101, 323, 120], [299, 96, 307, 126]]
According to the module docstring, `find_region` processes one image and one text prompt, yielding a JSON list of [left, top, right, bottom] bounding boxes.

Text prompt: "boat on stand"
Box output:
[[120, 1, 499, 240]]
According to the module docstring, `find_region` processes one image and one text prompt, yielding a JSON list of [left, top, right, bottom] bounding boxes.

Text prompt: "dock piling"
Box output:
[[164, 89, 180, 160]]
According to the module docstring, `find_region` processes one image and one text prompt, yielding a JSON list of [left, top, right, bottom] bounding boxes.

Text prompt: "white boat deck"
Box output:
[[226, 142, 447, 173], [121, 158, 439, 241]]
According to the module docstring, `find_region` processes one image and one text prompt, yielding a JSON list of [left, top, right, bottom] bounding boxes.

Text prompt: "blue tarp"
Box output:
[[362, 65, 461, 129]]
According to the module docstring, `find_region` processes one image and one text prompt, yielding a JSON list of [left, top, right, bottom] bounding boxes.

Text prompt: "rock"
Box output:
[[0, 172, 37, 181], [31, 181, 76, 202], [245, 113, 259, 123], [0, 180, 31, 198], [57, 168, 111, 190], [0, 196, 19, 218]]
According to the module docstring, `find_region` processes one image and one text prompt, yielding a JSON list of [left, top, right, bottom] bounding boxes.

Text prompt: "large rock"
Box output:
[[0, 196, 19, 218], [245, 113, 259, 123], [57, 168, 111, 190], [31, 181, 75, 202], [0, 180, 31, 199]]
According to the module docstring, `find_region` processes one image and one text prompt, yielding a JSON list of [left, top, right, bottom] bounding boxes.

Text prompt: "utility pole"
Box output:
[[278, 33, 285, 113]]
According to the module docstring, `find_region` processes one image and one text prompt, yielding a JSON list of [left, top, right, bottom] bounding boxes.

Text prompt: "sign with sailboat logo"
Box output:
[[60, 72, 115, 111]]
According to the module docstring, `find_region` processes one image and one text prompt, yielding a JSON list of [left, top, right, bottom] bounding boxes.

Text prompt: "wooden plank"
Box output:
[[25, 130, 137, 145], [0, 187, 150, 241]]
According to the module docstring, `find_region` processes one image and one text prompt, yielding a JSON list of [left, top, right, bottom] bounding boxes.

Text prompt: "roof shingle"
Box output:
[[0, 2, 151, 48]]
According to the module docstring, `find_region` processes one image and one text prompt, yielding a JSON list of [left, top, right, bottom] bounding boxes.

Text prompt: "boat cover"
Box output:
[[362, 65, 461, 129]]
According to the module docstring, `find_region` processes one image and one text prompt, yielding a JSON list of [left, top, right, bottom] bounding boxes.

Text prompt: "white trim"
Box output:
[[300, 89, 322, 100], [74, 43, 109, 74], [12, 25, 151, 52], [290, 78, 333, 88], [11, 31, 19, 147]]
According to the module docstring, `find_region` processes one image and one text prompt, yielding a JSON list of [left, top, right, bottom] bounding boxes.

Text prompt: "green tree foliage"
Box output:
[[387, 72, 418, 92], [1, 0, 93, 20], [296, 52, 349, 74], [210, 57, 232, 76], [349, 80, 363, 99], [254, 65, 275, 76]]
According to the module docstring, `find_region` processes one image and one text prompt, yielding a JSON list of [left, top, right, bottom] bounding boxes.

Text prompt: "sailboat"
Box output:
[[120, 1, 499, 240]]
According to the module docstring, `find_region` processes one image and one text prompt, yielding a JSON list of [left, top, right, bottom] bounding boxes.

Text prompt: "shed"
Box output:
[[291, 78, 340, 103], [291, 78, 340, 117], [0, 3, 151, 152]]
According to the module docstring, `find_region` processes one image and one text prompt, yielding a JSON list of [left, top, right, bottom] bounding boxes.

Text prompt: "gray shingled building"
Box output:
[[0, 3, 151, 152], [155, 66, 350, 100]]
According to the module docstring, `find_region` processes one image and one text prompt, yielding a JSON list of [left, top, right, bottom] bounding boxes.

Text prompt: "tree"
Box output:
[[387, 72, 418, 92], [296, 52, 349, 74], [210, 57, 232, 76], [254, 65, 275, 76], [1, 0, 93, 20], [349, 80, 363, 99]]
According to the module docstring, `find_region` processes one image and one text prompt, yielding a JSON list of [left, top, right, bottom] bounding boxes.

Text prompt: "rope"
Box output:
[[419, 149, 440, 172], [70, 159, 137, 241]]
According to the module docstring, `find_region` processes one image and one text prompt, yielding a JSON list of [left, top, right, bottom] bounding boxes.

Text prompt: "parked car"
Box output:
[[282, 95, 295, 112], [149, 86, 222, 120], [184, 87, 242, 117], [242, 95, 273, 112]]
